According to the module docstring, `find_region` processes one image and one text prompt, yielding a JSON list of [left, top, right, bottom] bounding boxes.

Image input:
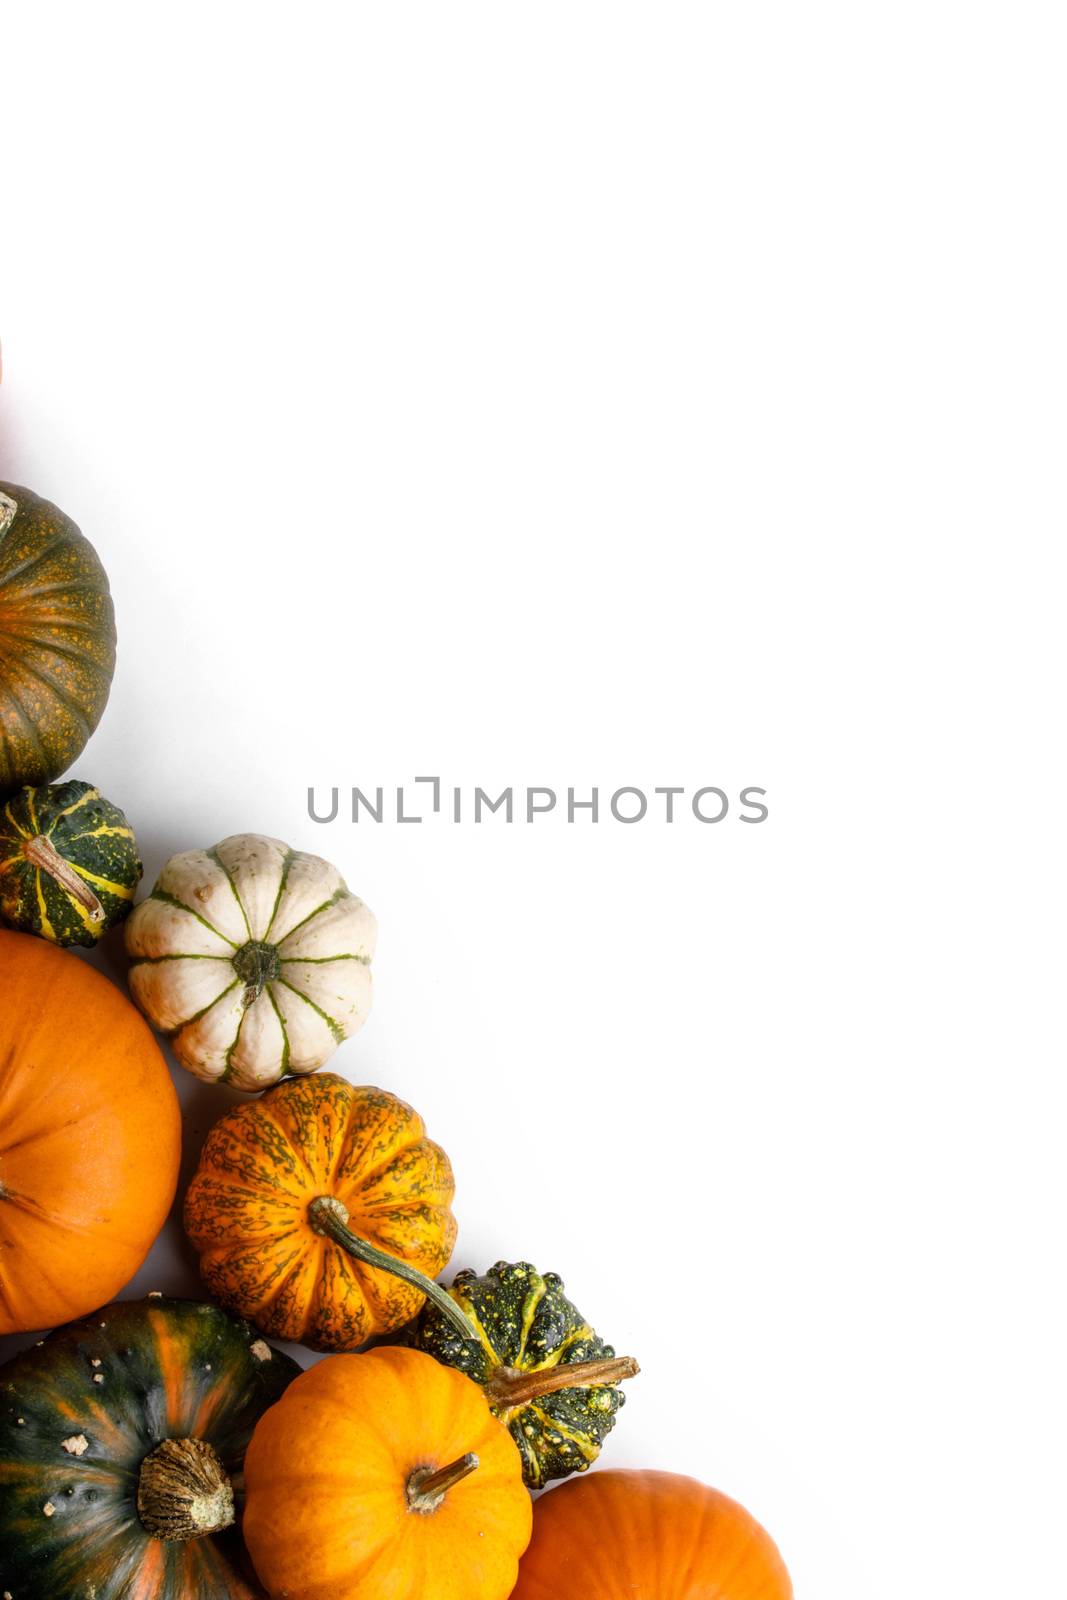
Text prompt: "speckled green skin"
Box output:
[[0, 780, 142, 945], [0, 1297, 299, 1600], [412, 1261, 626, 1488], [0, 483, 116, 798]]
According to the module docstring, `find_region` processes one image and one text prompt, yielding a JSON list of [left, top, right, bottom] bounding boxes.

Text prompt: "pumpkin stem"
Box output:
[[22, 835, 105, 922], [136, 1437, 235, 1542], [0, 490, 16, 540], [485, 1354, 641, 1410], [232, 939, 282, 1004], [308, 1195, 481, 1348], [406, 1452, 480, 1513]]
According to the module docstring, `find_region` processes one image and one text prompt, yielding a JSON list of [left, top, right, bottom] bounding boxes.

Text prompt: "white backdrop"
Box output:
[[2, 6, 1065, 1596]]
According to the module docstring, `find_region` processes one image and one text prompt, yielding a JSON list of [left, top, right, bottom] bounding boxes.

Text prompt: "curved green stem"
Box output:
[[308, 1195, 480, 1347]]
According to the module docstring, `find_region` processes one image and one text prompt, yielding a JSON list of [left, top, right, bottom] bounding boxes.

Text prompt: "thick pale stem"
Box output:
[[23, 835, 104, 921], [307, 1195, 479, 1347], [485, 1355, 640, 1410], [137, 1438, 235, 1542], [0, 490, 16, 540], [407, 1452, 479, 1513]]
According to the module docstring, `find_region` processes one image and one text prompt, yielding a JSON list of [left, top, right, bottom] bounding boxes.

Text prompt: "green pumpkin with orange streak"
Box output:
[[0, 1296, 299, 1600]]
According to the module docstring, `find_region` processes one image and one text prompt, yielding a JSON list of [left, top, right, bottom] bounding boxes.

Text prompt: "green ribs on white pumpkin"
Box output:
[[125, 832, 376, 1091]]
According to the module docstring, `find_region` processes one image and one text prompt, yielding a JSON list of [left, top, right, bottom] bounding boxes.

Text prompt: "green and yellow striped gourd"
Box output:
[[0, 780, 141, 945], [412, 1261, 638, 1488]]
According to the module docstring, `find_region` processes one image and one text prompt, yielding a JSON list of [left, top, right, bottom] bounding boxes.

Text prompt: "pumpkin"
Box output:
[[0, 929, 181, 1334], [0, 780, 141, 945], [511, 1469, 794, 1600], [184, 1073, 461, 1351], [125, 832, 376, 1090], [243, 1346, 532, 1600], [412, 1260, 639, 1487], [0, 1295, 301, 1600], [0, 483, 116, 799]]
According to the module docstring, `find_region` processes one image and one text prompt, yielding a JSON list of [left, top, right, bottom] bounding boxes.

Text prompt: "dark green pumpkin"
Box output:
[[0, 1296, 300, 1600], [0, 483, 116, 799], [0, 780, 142, 945], [411, 1260, 637, 1489]]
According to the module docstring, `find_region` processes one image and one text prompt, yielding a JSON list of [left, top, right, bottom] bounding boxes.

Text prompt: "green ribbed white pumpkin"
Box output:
[[125, 833, 376, 1091]]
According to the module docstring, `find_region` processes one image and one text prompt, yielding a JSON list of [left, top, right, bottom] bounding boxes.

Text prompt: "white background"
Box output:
[[1, 5, 1065, 1596]]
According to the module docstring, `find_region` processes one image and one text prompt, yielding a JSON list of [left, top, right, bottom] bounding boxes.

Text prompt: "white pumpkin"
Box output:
[[125, 833, 376, 1091]]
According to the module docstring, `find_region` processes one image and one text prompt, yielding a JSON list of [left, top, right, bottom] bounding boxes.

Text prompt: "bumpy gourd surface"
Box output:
[[185, 1074, 458, 1350], [0, 780, 141, 944], [0, 1297, 299, 1600], [413, 1262, 625, 1487], [0, 483, 116, 796], [126, 833, 376, 1089]]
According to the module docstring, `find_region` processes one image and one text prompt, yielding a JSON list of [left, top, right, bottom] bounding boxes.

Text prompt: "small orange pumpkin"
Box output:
[[0, 929, 181, 1333], [243, 1346, 533, 1600], [184, 1073, 459, 1350], [511, 1469, 793, 1600]]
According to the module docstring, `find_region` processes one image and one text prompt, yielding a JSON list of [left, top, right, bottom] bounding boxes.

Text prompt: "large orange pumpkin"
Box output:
[[184, 1073, 458, 1350], [0, 930, 181, 1333], [243, 1346, 532, 1600], [511, 1469, 793, 1600]]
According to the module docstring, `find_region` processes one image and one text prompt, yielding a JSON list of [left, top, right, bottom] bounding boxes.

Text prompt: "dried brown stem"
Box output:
[[137, 1438, 235, 1542], [407, 1452, 479, 1513], [485, 1355, 640, 1410], [23, 835, 104, 921]]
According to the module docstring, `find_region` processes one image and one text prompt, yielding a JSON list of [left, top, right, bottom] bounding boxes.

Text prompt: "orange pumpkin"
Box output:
[[184, 1073, 459, 1350], [243, 1346, 533, 1600], [0, 929, 181, 1333], [511, 1469, 793, 1600]]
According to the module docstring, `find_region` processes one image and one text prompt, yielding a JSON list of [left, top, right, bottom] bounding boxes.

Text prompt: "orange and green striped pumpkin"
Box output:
[[0, 780, 141, 945], [0, 1296, 300, 1600], [184, 1073, 458, 1352], [0, 483, 116, 799]]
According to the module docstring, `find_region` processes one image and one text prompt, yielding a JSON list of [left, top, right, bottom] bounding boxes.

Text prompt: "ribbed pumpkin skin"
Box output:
[[0, 483, 116, 798], [126, 833, 376, 1090], [0, 930, 181, 1334], [184, 1074, 457, 1351], [413, 1261, 626, 1487], [243, 1347, 532, 1600], [512, 1470, 793, 1600], [0, 780, 141, 945], [0, 1297, 300, 1600]]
